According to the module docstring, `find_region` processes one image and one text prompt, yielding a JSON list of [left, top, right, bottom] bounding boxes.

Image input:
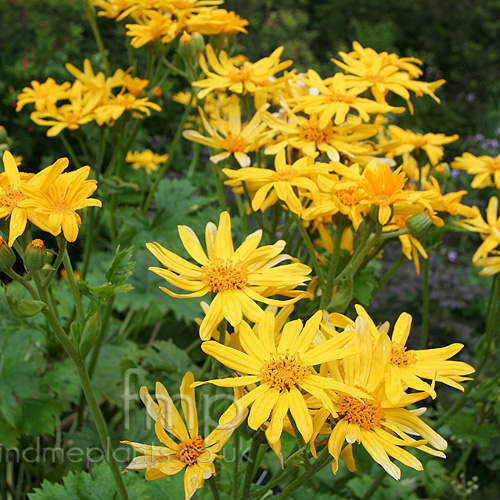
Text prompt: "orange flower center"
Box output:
[[260, 352, 309, 392], [298, 119, 334, 144], [273, 166, 297, 182], [177, 435, 204, 466], [201, 258, 248, 292], [228, 66, 253, 83], [53, 200, 73, 215], [0, 187, 26, 210], [329, 93, 356, 104], [222, 133, 248, 152], [334, 187, 359, 206], [337, 386, 385, 430], [391, 343, 417, 366], [487, 158, 500, 171]]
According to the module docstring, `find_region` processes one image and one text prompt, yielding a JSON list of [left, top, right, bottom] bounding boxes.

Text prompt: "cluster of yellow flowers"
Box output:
[[0, 151, 101, 244], [16, 60, 161, 136], [179, 41, 478, 275], [123, 211, 474, 498], [90, 0, 249, 48]]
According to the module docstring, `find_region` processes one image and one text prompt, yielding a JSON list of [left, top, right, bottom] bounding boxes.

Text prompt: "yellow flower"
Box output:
[[122, 372, 244, 500], [126, 149, 168, 174], [474, 250, 500, 275], [457, 196, 500, 261], [331, 42, 445, 112], [192, 45, 292, 99], [125, 10, 177, 48], [93, 92, 162, 125], [146, 211, 312, 340], [290, 70, 405, 128], [186, 8, 249, 35], [316, 315, 448, 479], [451, 151, 500, 189], [0, 151, 68, 246], [182, 96, 272, 167], [223, 150, 332, 215], [301, 172, 368, 231], [90, 0, 131, 19], [123, 75, 150, 96], [16, 77, 72, 113], [30, 81, 97, 137], [193, 310, 366, 444], [334, 305, 474, 403], [18, 166, 102, 242], [333, 161, 411, 225], [263, 108, 380, 163], [381, 125, 458, 166]]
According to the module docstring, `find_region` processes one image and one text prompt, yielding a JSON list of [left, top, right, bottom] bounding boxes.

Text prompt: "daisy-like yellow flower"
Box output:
[[0, 151, 69, 246], [93, 92, 162, 125], [333, 161, 411, 225], [18, 166, 102, 242], [313, 316, 448, 479], [263, 108, 380, 163], [290, 70, 405, 128], [186, 8, 249, 35], [456, 196, 500, 261], [332, 305, 474, 404], [331, 42, 445, 112], [422, 177, 476, 219], [90, 0, 131, 19], [30, 81, 97, 137], [192, 45, 292, 99], [146, 211, 311, 340], [65, 59, 127, 109], [16, 78, 72, 113], [381, 125, 459, 166], [123, 75, 150, 97], [451, 151, 500, 189], [125, 10, 177, 48], [223, 150, 332, 215], [194, 310, 367, 444], [182, 96, 272, 168], [122, 372, 245, 500], [301, 172, 369, 230], [474, 250, 500, 275], [126, 149, 168, 174]]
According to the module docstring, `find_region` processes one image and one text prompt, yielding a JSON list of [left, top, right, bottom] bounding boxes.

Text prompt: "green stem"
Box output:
[[434, 441, 475, 499], [288, 413, 311, 471], [187, 141, 201, 177], [371, 254, 405, 299], [59, 133, 81, 169], [240, 433, 264, 500], [250, 468, 296, 500], [81, 0, 110, 76], [420, 257, 430, 349], [361, 467, 386, 500], [62, 243, 85, 329], [292, 213, 324, 284], [232, 427, 240, 500], [272, 446, 332, 500], [142, 95, 194, 214], [161, 56, 189, 79], [207, 475, 221, 500], [212, 163, 227, 211], [320, 224, 344, 309], [32, 273, 128, 499], [42, 238, 67, 288]]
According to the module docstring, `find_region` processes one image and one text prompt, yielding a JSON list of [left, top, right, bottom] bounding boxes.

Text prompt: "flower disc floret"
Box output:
[[338, 387, 385, 430], [201, 258, 248, 292], [391, 343, 417, 366], [260, 353, 309, 392], [177, 435, 205, 465]]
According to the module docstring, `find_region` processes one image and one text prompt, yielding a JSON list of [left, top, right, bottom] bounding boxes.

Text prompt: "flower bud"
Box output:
[[0, 236, 16, 272], [433, 162, 451, 187], [24, 239, 48, 271], [178, 31, 197, 59], [406, 212, 433, 240]]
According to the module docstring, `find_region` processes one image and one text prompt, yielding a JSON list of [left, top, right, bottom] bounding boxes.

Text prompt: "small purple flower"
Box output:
[[473, 134, 485, 142], [275, 232, 282, 238], [448, 251, 458, 262], [451, 169, 460, 177]]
